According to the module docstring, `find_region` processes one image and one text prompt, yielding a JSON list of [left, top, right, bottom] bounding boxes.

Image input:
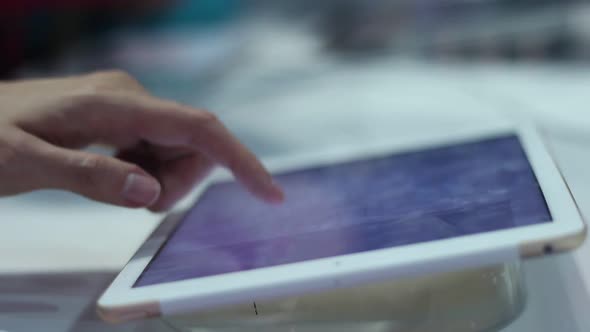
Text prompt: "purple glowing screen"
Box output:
[[135, 135, 551, 287]]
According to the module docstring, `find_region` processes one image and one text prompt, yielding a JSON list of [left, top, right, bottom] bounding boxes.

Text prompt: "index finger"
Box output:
[[131, 97, 284, 203]]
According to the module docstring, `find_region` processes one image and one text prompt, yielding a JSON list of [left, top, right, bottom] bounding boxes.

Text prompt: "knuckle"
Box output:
[[153, 101, 219, 125], [98, 69, 132, 81], [160, 100, 184, 111], [184, 110, 221, 145], [192, 110, 219, 126], [66, 90, 108, 116], [72, 154, 108, 188], [77, 154, 101, 170], [73, 154, 137, 181], [85, 69, 143, 93]]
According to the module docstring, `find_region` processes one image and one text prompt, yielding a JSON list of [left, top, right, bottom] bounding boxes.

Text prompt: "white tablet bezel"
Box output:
[[98, 124, 586, 322]]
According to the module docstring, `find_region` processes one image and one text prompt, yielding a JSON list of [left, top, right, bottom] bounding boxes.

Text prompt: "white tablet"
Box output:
[[98, 124, 586, 323]]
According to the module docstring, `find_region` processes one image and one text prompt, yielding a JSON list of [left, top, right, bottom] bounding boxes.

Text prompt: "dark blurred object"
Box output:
[[4, 0, 590, 79], [250, 0, 590, 62], [0, 0, 170, 78], [318, 0, 590, 61], [321, 0, 405, 52]]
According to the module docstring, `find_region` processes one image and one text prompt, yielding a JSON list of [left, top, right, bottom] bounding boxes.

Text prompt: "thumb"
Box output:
[[36, 144, 161, 208]]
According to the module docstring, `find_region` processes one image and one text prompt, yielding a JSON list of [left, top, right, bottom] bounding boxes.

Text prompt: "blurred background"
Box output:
[[4, 0, 590, 77], [3, 0, 590, 140], [0, 1, 588, 83]]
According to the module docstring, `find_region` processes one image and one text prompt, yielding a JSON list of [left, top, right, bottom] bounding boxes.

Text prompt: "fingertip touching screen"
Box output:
[[134, 135, 551, 287]]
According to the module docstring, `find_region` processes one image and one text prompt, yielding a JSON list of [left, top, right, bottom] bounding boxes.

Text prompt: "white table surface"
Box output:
[[2, 58, 590, 331]]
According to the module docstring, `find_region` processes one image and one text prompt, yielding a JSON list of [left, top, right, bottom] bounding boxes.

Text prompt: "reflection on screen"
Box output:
[[135, 135, 551, 287]]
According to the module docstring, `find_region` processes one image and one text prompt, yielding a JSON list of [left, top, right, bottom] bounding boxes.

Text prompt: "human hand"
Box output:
[[0, 70, 284, 211]]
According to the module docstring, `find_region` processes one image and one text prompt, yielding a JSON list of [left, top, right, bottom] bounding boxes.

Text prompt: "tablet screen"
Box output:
[[135, 135, 551, 287]]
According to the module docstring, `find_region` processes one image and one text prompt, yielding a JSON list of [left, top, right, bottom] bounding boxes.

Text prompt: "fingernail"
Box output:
[[122, 173, 161, 206], [266, 182, 285, 204]]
